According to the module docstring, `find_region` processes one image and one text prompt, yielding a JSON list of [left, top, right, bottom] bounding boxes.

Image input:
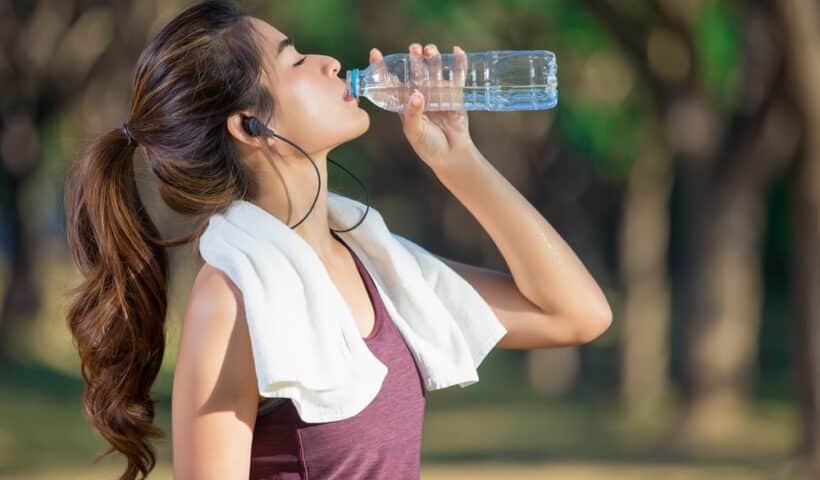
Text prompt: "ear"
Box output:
[[226, 112, 277, 149]]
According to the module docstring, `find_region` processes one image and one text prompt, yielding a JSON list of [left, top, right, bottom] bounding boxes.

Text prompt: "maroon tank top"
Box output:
[[249, 231, 427, 479]]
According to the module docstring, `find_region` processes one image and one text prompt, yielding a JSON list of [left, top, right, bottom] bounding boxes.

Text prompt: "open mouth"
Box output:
[[343, 86, 356, 101], [343, 81, 358, 101]]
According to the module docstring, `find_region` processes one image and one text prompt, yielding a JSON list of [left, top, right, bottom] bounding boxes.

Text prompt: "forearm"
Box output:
[[434, 143, 611, 321]]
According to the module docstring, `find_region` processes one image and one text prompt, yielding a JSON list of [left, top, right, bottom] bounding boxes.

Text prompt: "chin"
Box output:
[[329, 119, 370, 149], [359, 109, 371, 131], [349, 110, 371, 137], [326, 109, 370, 146]]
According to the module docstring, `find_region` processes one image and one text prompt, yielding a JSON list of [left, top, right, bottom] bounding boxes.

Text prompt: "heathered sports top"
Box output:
[[249, 230, 427, 480]]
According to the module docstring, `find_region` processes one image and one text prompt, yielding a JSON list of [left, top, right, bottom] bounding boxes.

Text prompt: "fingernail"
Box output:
[[411, 91, 421, 106]]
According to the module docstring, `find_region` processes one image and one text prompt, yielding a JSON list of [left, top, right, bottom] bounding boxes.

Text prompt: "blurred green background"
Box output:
[[0, 0, 816, 478]]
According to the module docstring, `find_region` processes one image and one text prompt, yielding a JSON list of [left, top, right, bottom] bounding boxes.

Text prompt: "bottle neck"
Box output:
[[345, 69, 360, 98]]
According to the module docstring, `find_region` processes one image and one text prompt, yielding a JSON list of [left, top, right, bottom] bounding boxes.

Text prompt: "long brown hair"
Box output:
[[63, 1, 273, 478]]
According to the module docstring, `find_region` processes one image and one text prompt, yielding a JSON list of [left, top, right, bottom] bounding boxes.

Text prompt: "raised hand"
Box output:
[[369, 43, 474, 172]]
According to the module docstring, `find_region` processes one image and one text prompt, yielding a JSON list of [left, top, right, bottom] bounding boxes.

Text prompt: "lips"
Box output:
[[343, 83, 356, 101]]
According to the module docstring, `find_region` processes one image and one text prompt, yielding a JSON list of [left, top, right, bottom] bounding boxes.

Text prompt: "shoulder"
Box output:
[[172, 263, 259, 476], [187, 263, 243, 321], [175, 262, 258, 406]]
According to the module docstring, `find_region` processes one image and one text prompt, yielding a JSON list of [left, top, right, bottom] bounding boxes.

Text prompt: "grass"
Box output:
[[0, 461, 776, 480], [0, 253, 798, 477], [0, 346, 797, 479]]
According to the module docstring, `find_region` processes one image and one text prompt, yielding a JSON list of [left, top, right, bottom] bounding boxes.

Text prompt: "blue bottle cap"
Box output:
[[349, 69, 359, 98]]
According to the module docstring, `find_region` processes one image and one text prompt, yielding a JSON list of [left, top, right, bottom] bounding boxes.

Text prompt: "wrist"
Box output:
[[433, 142, 483, 181]]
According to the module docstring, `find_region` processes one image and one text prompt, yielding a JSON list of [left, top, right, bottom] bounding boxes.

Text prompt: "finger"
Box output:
[[424, 44, 442, 82], [453, 45, 467, 86], [369, 47, 383, 65], [370, 47, 403, 108], [409, 42, 424, 90], [400, 88, 426, 142], [369, 47, 389, 82], [452, 45, 467, 107], [373, 48, 400, 87], [424, 44, 441, 107]]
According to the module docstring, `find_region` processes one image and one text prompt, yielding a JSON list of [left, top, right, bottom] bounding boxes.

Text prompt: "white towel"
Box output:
[[197, 191, 508, 423]]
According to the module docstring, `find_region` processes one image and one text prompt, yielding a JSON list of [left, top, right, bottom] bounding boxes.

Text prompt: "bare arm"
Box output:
[[433, 143, 613, 348], [172, 263, 259, 479], [433, 255, 597, 349]]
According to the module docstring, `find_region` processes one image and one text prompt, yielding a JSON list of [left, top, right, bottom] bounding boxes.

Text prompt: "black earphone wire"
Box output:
[[242, 115, 370, 232]]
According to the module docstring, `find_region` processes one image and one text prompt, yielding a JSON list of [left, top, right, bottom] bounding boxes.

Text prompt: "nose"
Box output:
[[327, 57, 341, 76]]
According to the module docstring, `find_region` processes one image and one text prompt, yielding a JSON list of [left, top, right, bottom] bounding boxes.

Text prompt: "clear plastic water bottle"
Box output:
[[344, 49, 557, 112]]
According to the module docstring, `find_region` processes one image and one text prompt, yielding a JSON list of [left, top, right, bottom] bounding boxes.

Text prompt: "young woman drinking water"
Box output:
[[63, 1, 612, 478]]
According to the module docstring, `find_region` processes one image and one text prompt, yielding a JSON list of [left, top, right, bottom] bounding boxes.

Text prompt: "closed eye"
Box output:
[[294, 56, 307, 66]]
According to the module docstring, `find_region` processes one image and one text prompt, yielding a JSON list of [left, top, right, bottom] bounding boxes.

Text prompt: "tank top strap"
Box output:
[[331, 230, 387, 341]]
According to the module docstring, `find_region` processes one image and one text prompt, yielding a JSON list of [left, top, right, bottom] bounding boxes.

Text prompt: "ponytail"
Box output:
[[64, 126, 187, 479], [63, 1, 278, 477]]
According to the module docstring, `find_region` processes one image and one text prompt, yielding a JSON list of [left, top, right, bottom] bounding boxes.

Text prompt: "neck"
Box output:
[[250, 147, 345, 260]]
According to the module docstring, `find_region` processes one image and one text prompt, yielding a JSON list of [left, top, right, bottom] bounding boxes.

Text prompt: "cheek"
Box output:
[[279, 78, 332, 124], [279, 77, 351, 137]]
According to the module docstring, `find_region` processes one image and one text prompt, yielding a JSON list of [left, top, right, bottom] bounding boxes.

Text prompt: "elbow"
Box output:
[[576, 301, 613, 344]]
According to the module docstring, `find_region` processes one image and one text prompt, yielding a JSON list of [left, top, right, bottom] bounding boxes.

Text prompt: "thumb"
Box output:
[[401, 89, 425, 143]]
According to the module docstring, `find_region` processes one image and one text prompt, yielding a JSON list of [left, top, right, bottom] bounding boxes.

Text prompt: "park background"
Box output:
[[0, 0, 816, 478]]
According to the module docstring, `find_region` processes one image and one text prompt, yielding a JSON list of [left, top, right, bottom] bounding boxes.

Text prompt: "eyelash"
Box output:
[[294, 56, 307, 66]]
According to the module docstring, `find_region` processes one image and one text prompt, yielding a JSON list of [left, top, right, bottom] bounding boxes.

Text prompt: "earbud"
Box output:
[[242, 115, 274, 137], [236, 114, 370, 232]]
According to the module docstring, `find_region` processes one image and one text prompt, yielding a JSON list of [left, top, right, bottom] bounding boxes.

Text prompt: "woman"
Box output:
[[63, 1, 612, 479]]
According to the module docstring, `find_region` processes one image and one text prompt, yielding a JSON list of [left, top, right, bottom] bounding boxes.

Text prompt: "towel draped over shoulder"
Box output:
[[197, 192, 508, 423]]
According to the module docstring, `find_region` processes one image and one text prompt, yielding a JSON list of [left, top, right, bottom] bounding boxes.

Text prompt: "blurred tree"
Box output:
[[0, 0, 122, 360], [617, 120, 673, 422], [0, 0, 201, 358], [775, 0, 820, 476], [581, 0, 795, 442]]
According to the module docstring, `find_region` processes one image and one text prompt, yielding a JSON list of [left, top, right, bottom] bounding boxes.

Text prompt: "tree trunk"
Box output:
[[0, 176, 41, 363], [528, 347, 580, 397], [579, 2, 784, 446], [678, 182, 766, 442], [618, 130, 674, 422], [775, 0, 820, 475]]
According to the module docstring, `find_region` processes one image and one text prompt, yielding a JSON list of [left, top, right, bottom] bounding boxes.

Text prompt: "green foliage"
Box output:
[[559, 99, 645, 180], [693, 0, 741, 111], [292, 0, 356, 45], [546, 2, 611, 56], [400, 0, 460, 22], [547, 3, 642, 180]]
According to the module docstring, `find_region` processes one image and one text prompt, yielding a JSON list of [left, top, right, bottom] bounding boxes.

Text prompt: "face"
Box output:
[[249, 18, 369, 158]]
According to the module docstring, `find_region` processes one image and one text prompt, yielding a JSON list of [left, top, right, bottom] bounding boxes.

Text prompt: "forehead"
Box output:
[[249, 18, 289, 58], [248, 18, 291, 86]]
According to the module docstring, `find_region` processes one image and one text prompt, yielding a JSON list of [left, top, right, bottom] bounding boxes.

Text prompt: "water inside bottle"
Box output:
[[354, 50, 557, 112], [364, 84, 556, 112]]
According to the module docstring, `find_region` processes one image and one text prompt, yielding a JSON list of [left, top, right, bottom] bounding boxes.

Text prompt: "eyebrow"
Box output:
[[277, 36, 294, 56]]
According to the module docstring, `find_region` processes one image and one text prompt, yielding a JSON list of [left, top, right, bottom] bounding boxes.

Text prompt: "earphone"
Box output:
[[242, 115, 271, 138], [240, 114, 370, 232]]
